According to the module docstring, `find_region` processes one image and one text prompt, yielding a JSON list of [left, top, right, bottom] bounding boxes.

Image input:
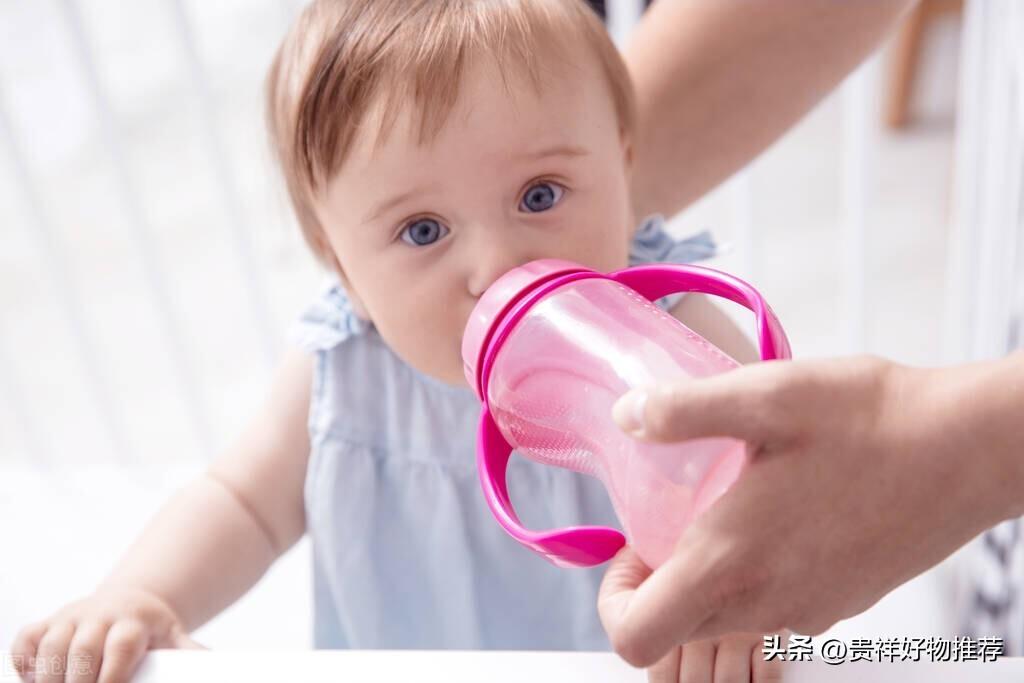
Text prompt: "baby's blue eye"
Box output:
[[400, 218, 449, 246], [520, 182, 565, 213]]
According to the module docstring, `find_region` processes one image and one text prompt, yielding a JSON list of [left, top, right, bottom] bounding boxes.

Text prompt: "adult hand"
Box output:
[[599, 353, 1024, 668], [645, 630, 786, 683]]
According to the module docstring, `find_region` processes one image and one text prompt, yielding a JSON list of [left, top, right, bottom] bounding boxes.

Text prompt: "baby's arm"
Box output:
[[11, 348, 313, 683], [670, 293, 760, 364]]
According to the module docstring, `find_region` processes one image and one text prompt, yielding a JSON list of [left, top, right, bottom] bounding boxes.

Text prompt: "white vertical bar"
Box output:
[[729, 170, 755, 279], [840, 65, 871, 353], [0, 83, 132, 467], [58, 0, 214, 454], [969, 0, 1012, 361], [945, 0, 987, 363], [1011, 2, 1024, 353], [167, 0, 278, 365], [605, 0, 644, 48]]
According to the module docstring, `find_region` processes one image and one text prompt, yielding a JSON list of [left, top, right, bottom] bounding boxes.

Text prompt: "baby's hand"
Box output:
[[10, 586, 203, 683], [646, 632, 785, 683]]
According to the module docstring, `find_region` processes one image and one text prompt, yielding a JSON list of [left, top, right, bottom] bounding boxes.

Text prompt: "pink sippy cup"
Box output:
[[461, 259, 791, 569]]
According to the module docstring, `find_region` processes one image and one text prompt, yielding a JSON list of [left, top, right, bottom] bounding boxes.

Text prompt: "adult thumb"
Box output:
[[610, 361, 790, 444]]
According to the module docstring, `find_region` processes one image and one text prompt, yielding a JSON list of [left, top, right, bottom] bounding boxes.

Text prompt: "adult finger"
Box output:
[[646, 647, 680, 683], [751, 634, 786, 683], [712, 633, 755, 683], [611, 361, 793, 444], [678, 639, 716, 683]]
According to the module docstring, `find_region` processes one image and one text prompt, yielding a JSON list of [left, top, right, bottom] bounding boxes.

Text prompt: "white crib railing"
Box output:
[[946, 0, 1024, 363]]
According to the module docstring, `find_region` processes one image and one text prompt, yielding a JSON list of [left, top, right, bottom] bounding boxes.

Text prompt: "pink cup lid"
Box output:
[[461, 259, 588, 398]]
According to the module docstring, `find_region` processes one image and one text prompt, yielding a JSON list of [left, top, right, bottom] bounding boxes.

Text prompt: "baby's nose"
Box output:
[[467, 241, 535, 299]]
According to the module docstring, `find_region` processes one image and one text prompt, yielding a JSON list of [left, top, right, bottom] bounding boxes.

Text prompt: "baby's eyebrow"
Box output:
[[363, 182, 436, 225], [515, 144, 590, 162]]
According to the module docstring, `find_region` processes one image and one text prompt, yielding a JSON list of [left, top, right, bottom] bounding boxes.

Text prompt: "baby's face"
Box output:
[[316, 52, 634, 386]]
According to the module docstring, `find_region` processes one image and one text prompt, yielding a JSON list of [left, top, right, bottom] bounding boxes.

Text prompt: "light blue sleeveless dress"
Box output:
[[290, 215, 716, 650]]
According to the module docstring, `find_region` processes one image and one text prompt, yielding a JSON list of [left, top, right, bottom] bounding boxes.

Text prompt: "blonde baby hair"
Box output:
[[266, 0, 635, 267]]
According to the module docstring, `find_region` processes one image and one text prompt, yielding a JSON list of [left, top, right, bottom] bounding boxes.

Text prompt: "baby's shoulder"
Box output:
[[290, 279, 373, 353], [290, 279, 445, 438]]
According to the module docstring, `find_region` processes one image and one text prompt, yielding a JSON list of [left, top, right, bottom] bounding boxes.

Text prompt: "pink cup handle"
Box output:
[[478, 263, 792, 567], [477, 409, 628, 568], [609, 263, 792, 361]]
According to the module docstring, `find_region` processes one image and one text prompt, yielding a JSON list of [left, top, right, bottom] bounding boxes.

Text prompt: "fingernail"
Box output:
[[612, 389, 647, 436]]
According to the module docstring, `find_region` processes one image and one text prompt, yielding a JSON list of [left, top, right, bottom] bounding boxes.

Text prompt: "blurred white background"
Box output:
[[1, 0, 965, 653]]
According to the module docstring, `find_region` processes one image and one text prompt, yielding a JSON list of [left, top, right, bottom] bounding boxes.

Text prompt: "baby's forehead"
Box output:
[[354, 53, 608, 164]]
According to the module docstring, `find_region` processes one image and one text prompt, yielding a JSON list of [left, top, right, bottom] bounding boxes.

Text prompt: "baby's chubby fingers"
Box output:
[[34, 621, 75, 683], [65, 621, 112, 683], [10, 622, 47, 679], [11, 587, 198, 683], [95, 619, 149, 683], [11, 619, 48, 681]]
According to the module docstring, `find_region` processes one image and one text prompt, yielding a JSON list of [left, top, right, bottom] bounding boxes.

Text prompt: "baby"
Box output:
[[12, 0, 770, 680]]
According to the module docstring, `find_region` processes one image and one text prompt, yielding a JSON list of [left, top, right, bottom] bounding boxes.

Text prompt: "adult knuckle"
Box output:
[[757, 601, 800, 636], [791, 614, 836, 637], [784, 601, 836, 637]]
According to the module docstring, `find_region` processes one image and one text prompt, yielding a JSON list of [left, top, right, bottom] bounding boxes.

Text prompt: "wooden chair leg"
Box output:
[[886, 3, 928, 128], [885, 0, 963, 129]]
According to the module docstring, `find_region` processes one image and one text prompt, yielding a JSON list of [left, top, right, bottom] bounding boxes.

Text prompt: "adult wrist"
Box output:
[[920, 351, 1024, 526]]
